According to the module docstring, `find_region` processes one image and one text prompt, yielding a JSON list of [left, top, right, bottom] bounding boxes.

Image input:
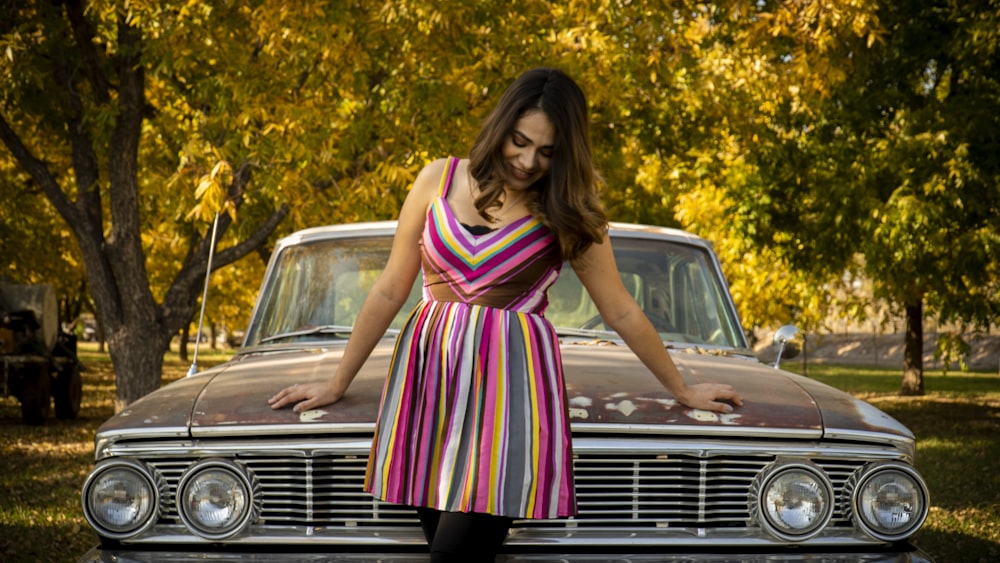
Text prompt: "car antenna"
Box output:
[[188, 211, 220, 377]]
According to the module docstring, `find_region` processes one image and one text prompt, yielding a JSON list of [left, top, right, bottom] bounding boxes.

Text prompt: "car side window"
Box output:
[[545, 236, 741, 347]]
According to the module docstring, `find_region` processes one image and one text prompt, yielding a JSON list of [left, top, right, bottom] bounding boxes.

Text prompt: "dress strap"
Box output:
[[438, 156, 461, 198]]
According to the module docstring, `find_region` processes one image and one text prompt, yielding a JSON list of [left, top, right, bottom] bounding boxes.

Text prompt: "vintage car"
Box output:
[[80, 221, 933, 562]]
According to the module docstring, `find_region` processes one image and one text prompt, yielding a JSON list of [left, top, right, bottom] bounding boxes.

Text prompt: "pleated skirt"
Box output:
[[364, 299, 576, 519]]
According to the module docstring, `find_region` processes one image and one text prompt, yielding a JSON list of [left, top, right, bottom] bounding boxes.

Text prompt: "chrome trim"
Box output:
[[97, 427, 192, 440], [107, 523, 429, 545], [186, 422, 918, 448], [187, 422, 827, 440], [104, 438, 373, 457], [190, 422, 376, 437], [89, 437, 921, 549], [95, 428, 191, 460], [106, 523, 899, 548], [822, 429, 916, 460], [81, 543, 938, 563], [569, 424, 822, 439], [101, 436, 910, 460]]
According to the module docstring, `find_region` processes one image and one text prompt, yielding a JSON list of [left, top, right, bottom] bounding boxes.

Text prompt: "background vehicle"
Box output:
[[79, 222, 932, 562], [1, 283, 82, 425]]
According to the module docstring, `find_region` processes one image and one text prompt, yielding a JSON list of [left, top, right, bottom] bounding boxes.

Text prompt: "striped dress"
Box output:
[[364, 157, 576, 519]]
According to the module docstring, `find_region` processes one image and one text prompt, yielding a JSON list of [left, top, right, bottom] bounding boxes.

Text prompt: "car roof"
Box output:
[[273, 221, 715, 254]]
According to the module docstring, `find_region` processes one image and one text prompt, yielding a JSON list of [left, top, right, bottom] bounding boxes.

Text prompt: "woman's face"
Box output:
[[501, 109, 555, 191]]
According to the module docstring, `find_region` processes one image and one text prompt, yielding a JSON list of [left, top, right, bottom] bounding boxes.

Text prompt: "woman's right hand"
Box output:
[[268, 380, 344, 413]]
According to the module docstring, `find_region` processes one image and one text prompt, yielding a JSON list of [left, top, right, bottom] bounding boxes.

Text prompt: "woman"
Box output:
[[269, 67, 742, 561]]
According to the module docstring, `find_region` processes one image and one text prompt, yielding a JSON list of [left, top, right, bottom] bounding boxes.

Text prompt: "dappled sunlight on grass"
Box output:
[[1, 400, 103, 559], [866, 392, 1000, 561], [1, 344, 234, 560]]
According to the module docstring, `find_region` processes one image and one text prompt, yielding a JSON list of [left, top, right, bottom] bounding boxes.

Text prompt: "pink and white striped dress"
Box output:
[[364, 157, 576, 519]]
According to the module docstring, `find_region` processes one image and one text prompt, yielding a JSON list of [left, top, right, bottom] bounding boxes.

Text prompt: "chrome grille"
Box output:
[[148, 452, 864, 529]]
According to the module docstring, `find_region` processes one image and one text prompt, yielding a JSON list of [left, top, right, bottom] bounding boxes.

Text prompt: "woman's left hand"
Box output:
[[678, 383, 743, 413], [268, 380, 345, 413]]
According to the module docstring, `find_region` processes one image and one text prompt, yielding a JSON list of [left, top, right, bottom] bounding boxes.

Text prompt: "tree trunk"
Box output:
[[97, 319, 106, 353], [179, 326, 190, 363], [900, 300, 925, 396], [108, 329, 167, 413]]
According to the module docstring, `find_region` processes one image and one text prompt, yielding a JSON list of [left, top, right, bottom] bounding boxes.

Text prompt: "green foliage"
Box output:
[[1, 0, 997, 398], [933, 331, 972, 376], [731, 0, 1000, 329]]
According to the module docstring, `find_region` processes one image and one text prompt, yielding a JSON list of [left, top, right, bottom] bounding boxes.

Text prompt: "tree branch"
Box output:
[[63, 0, 112, 104], [160, 203, 290, 334], [159, 160, 287, 334], [212, 203, 291, 270], [52, 59, 104, 229], [0, 113, 77, 224]]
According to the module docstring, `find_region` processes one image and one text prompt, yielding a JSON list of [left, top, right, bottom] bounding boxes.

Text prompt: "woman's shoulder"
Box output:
[[412, 157, 466, 193], [419, 156, 466, 177]]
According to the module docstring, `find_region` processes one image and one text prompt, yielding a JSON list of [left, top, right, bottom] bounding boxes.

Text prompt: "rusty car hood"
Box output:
[[96, 340, 912, 446]]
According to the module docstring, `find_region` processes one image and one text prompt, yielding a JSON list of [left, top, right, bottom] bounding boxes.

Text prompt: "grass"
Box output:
[[1, 346, 998, 562], [786, 363, 1000, 561], [0, 343, 226, 562]]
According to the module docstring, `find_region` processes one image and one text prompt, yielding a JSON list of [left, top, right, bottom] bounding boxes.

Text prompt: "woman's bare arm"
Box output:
[[572, 233, 743, 413], [269, 159, 448, 412]]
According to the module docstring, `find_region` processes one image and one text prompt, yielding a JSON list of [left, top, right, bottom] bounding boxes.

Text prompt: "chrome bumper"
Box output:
[[81, 545, 935, 563]]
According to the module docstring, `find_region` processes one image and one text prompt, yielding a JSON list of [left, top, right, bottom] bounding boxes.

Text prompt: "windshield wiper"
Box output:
[[555, 328, 620, 339], [259, 324, 355, 343], [555, 328, 704, 350]]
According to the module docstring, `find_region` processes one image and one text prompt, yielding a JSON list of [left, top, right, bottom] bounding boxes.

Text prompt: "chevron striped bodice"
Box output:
[[419, 157, 563, 314]]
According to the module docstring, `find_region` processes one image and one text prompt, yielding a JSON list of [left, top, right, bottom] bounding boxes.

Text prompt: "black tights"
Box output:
[[415, 507, 513, 562]]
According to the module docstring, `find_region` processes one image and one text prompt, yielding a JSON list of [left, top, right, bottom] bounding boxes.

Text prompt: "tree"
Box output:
[[590, 1, 889, 336], [719, 0, 1000, 393], [0, 1, 290, 409], [0, 0, 557, 408]]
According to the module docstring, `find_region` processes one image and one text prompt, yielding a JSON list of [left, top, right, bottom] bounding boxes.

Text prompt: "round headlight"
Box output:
[[82, 459, 162, 539], [176, 459, 259, 540], [847, 462, 929, 541], [753, 461, 834, 542]]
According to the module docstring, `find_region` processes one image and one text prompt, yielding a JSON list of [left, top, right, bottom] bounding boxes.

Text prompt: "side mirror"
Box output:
[[772, 324, 801, 368]]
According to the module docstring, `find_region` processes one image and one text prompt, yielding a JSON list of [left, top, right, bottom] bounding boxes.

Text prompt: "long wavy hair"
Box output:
[[468, 68, 607, 262]]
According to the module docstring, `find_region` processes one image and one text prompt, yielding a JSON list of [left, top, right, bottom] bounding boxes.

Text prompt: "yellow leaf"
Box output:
[[194, 176, 213, 199]]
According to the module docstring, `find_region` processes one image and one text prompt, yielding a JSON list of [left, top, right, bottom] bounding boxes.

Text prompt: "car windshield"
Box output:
[[244, 233, 746, 349]]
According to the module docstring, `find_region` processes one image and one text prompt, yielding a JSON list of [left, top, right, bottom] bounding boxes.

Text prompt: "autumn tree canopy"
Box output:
[[1, 0, 996, 406]]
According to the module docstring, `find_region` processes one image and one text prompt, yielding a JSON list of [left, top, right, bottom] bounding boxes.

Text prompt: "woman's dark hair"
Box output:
[[468, 68, 607, 262]]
